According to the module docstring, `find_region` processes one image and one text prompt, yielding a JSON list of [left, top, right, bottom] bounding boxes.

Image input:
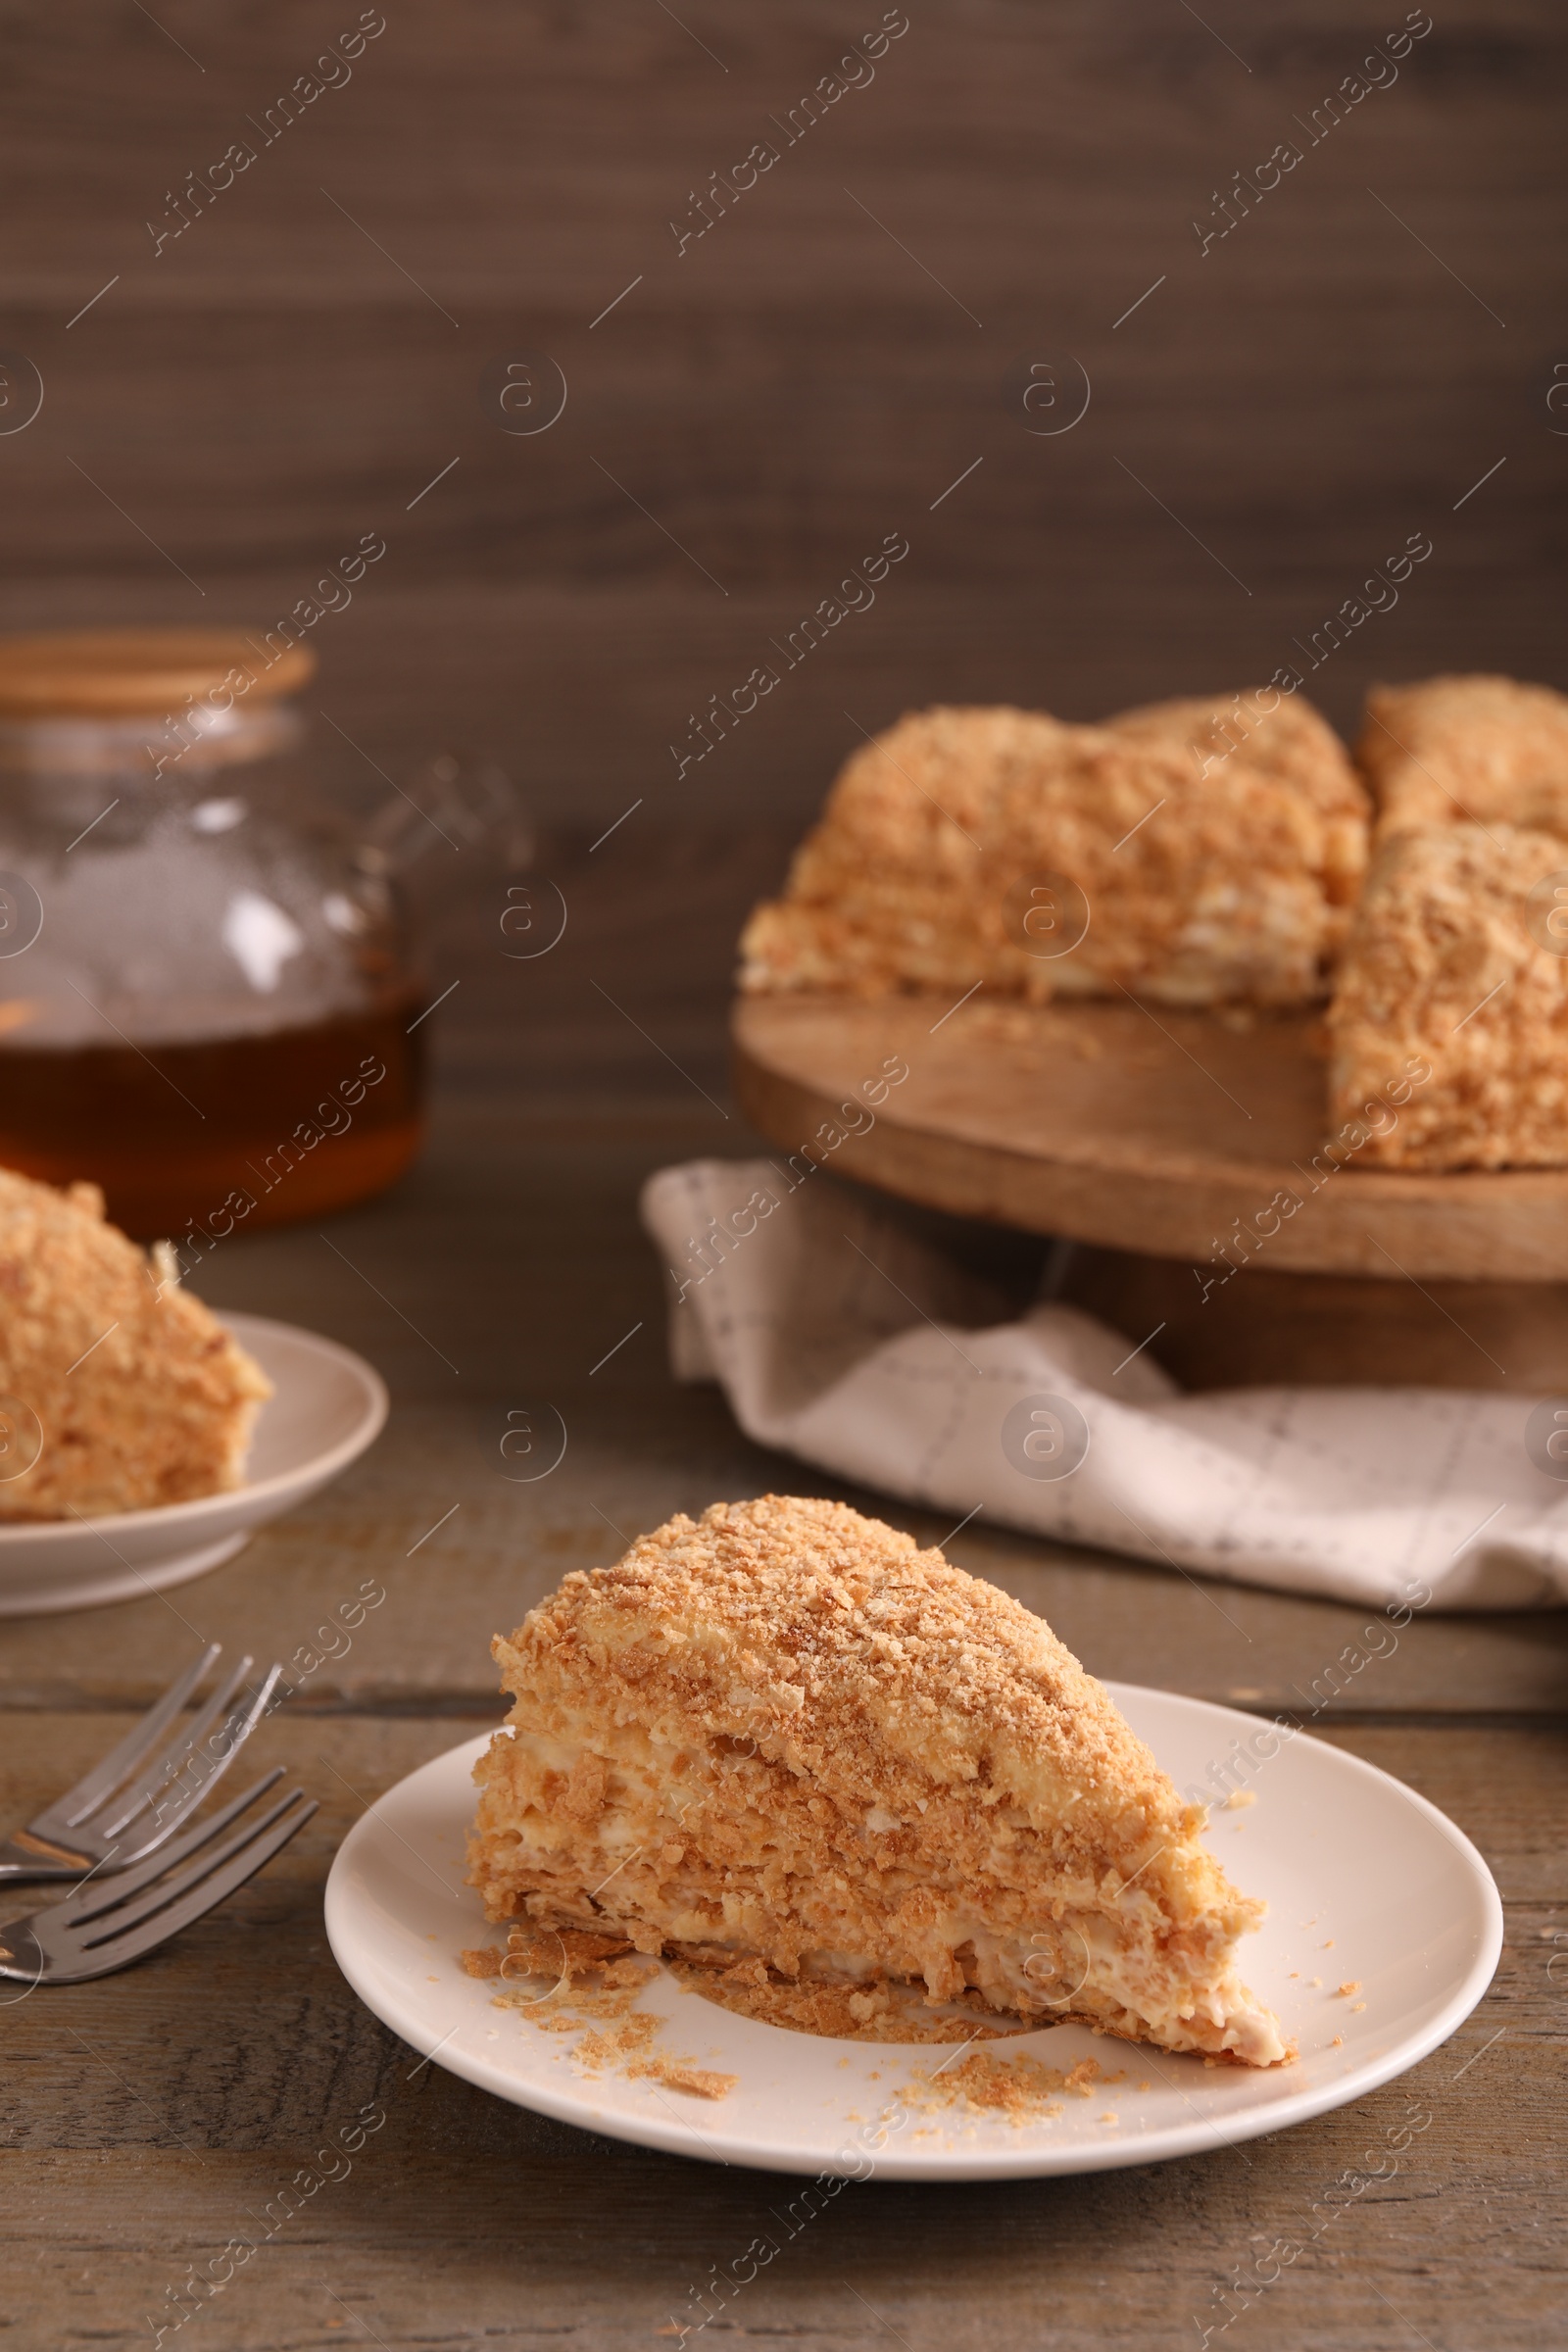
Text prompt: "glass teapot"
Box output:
[[0, 628, 431, 1241]]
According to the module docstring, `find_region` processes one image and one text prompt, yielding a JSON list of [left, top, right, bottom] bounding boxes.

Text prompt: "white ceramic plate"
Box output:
[[323, 1685, 1501, 2180], [0, 1312, 387, 1616]]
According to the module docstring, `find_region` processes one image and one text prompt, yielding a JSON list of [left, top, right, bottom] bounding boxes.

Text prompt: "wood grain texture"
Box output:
[[0, 1083, 1564, 1722], [0, 2, 1562, 824], [732, 990, 1568, 1386], [0, 1033, 1562, 2340], [1058, 1243, 1568, 1393], [0, 1714, 1561, 2349], [732, 993, 1568, 1279], [1, 0, 1564, 2326]]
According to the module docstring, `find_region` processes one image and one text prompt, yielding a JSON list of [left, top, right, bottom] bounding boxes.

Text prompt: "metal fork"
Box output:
[[0, 1769, 317, 1984], [0, 1643, 285, 1883]]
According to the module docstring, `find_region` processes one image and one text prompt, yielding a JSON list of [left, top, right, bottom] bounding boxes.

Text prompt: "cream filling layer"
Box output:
[[477, 1725, 1285, 2065]]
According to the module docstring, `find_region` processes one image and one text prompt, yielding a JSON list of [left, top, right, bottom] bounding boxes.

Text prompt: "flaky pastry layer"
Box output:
[[468, 1497, 1287, 2066], [1358, 673, 1568, 843], [1328, 822, 1568, 1169], [0, 1167, 270, 1518], [739, 697, 1366, 1010]]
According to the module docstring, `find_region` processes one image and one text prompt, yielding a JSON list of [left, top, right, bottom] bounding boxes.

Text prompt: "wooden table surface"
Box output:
[[4, 0, 1564, 824], [2, 839, 1564, 2350]]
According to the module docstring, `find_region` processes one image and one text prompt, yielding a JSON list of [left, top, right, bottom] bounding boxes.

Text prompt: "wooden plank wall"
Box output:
[[0, 0, 1562, 830]]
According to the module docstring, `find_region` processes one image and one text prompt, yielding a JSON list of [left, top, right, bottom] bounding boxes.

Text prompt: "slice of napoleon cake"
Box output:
[[0, 1166, 271, 1519], [467, 1495, 1289, 2065]]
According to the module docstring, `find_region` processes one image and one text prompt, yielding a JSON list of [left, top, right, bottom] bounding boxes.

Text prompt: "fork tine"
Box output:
[[43, 1643, 221, 1831], [75, 1781, 307, 1945], [111, 1662, 286, 1848], [96, 1659, 284, 1842], [89, 1653, 254, 1837], [76, 1794, 317, 1961], [68, 1769, 286, 1923]]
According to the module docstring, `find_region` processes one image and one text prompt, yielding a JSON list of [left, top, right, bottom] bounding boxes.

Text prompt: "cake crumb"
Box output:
[[476, 1936, 734, 2096], [1350, 2002, 1366, 2014], [628, 2057, 739, 2100], [573, 2013, 660, 2075], [1331, 2034, 1344, 2047], [508, 1925, 633, 1972], [1336, 1981, 1361, 1997], [1220, 1790, 1256, 1811], [902, 2049, 1075, 2126]]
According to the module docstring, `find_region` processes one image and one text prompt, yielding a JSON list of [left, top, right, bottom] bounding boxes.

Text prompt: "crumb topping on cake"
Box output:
[[0, 1165, 270, 1518], [739, 699, 1366, 1009], [513, 1494, 1184, 1862], [1108, 688, 1368, 846], [1359, 673, 1568, 842], [468, 1496, 1289, 2067], [1328, 822, 1568, 1168]]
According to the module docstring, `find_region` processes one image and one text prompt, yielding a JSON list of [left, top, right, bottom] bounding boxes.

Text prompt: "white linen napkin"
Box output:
[[641, 1156, 1568, 1612]]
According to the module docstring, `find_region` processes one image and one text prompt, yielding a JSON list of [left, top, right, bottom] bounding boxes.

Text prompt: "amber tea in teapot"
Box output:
[[0, 629, 427, 1238]]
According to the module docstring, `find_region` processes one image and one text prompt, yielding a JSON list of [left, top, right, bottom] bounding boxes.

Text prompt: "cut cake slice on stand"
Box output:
[[738, 696, 1366, 1010]]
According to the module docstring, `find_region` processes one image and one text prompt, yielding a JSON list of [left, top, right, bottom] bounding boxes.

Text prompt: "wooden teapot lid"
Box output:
[[0, 629, 317, 716]]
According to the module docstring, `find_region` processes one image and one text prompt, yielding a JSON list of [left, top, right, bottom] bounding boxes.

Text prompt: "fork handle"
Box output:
[[0, 1838, 87, 1883]]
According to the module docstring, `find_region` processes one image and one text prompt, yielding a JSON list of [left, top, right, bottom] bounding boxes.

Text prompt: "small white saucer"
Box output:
[[0, 1312, 387, 1616]]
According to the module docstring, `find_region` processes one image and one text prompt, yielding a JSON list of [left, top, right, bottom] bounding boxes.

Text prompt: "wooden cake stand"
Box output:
[[732, 994, 1568, 1392]]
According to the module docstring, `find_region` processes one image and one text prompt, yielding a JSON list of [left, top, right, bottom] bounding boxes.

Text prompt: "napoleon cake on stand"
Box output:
[[733, 682, 1568, 1392]]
